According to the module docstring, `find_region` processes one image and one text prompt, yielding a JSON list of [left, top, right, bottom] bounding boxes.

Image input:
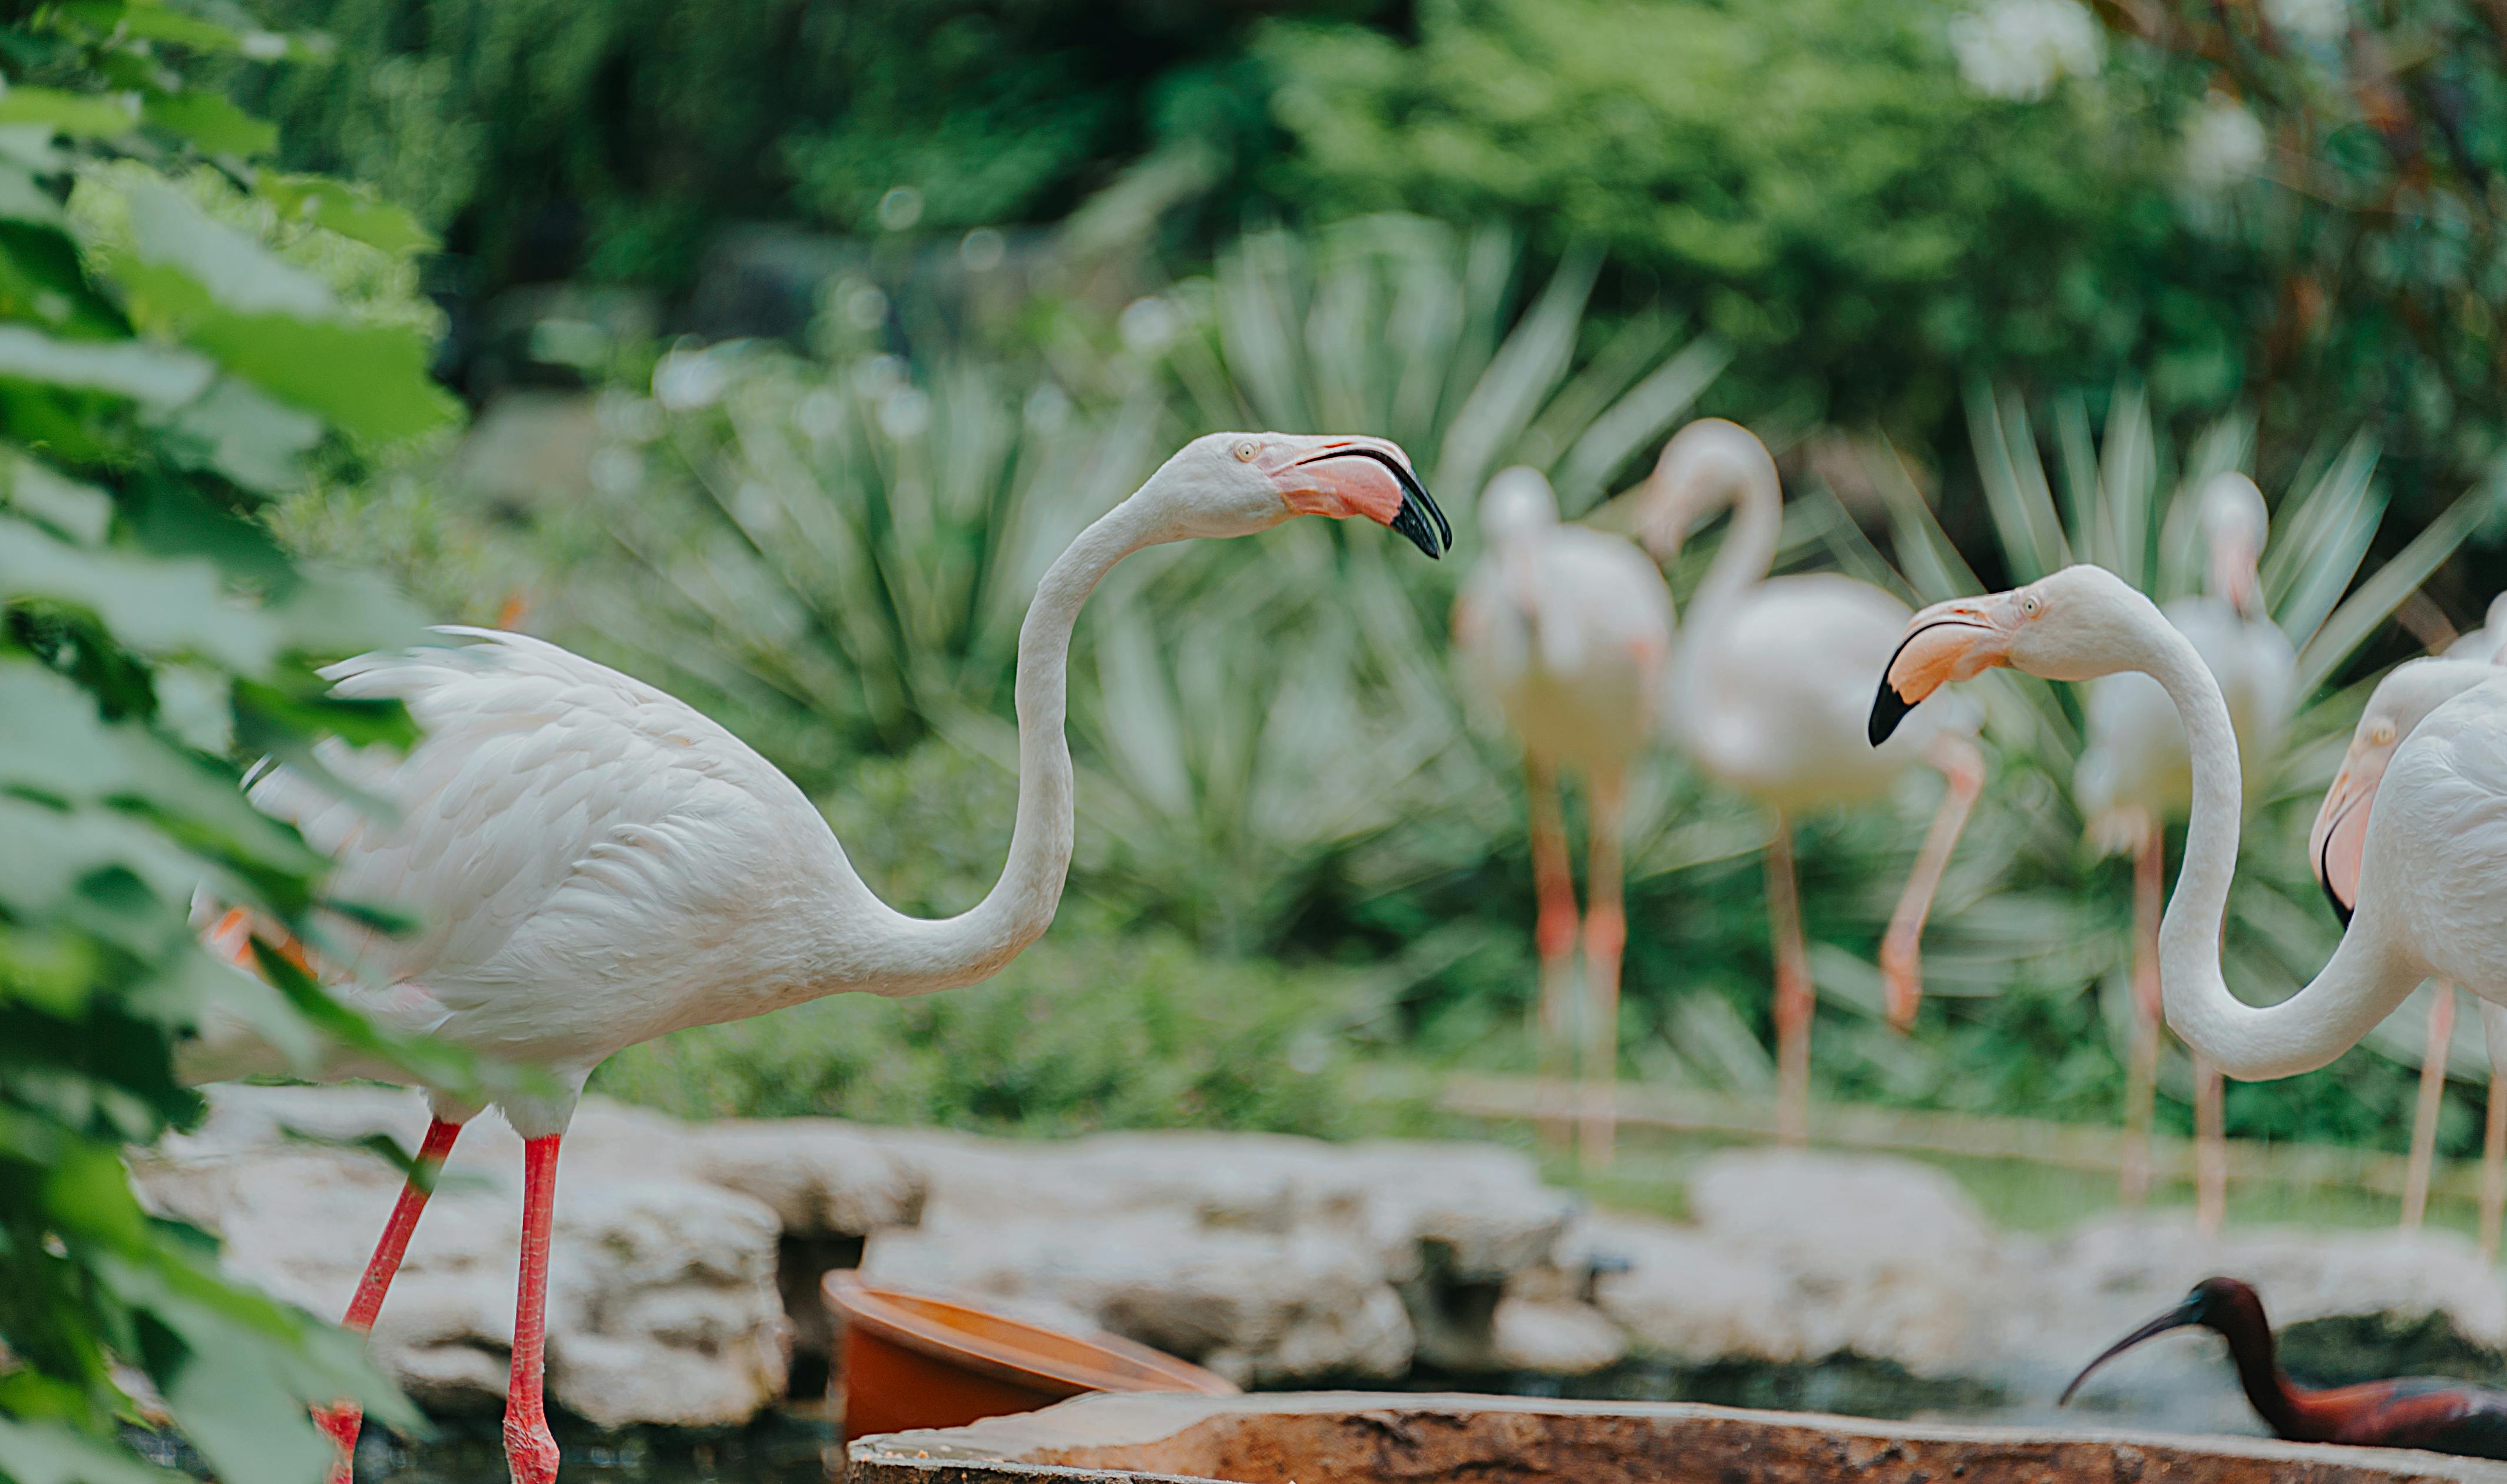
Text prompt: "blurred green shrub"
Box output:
[[591, 926, 1372, 1137], [217, 0, 1352, 291], [1254, 0, 2220, 433], [0, 5, 465, 1481]]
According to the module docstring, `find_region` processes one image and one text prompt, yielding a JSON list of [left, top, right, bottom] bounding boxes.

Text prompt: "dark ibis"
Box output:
[[2061, 1276, 2507, 1459]]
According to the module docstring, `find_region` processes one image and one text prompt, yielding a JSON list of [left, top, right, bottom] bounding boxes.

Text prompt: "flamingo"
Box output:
[[185, 432, 1450, 1484], [1871, 566, 2507, 1188], [2062, 1276, 2507, 1456], [1640, 420, 1985, 1143], [2072, 473, 2295, 1228], [2309, 651, 2507, 1252], [1453, 467, 1675, 1164]]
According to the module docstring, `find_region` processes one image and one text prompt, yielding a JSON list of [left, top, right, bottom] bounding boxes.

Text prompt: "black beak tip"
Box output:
[[1869, 682, 1914, 747], [1391, 502, 1443, 559]]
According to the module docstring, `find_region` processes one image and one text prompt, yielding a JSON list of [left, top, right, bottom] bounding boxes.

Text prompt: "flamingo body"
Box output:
[[1453, 467, 1671, 1162], [1644, 420, 1985, 1136], [1454, 512, 1672, 779], [196, 631, 877, 1111], [1680, 572, 1957, 812], [197, 430, 1454, 1484]]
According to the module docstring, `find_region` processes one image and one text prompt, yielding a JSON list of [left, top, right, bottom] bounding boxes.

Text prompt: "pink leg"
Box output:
[[1767, 814, 1813, 1145], [1578, 771, 1627, 1169], [317, 1116, 464, 1484], [2194, 1058, 2226, 1237], [2402, 986, 2458, 1231], [2119, 815, 2164, 1208], [1527, 759, 1580, 1149], [504, 1135, 563, 1484], [1879, 733, 1984, 1032]]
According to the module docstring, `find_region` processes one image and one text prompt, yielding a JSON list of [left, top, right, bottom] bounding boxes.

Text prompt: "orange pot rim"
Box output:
[[825, 1270, 1239, 1400]]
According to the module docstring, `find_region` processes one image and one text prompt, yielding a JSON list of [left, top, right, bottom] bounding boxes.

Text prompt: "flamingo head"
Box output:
[[2198, 472, 2268, 620], [2059, 1277, 2267, 1406], [1479, 466, 1558, 617], [1150, 432, 1449, 558], [2308, 655, 2501, 926], [1870, 565, 2157, 745], [1635, 418, 1778, 562]]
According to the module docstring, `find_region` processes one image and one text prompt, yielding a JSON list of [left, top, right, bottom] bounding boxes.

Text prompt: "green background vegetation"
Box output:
[[15, 0, 2507, 1473]]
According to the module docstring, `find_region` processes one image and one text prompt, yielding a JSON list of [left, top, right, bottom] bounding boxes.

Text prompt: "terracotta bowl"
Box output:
[[823, 1270, 1237, 1442]]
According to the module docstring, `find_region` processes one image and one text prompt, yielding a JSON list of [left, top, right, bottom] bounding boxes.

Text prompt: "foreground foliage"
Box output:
[[0, 7, 461, 1480]]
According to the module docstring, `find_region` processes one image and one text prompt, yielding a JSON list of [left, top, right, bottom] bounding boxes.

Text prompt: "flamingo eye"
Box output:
[[1233, 440, 1259, 462], [2370, 721, 2396, 746], [2019, 594, 2041, 617]]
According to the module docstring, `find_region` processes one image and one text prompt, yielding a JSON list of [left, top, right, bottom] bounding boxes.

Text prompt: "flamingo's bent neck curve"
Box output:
[[842, 495, 1159, 995], [2132, 599, 2419, 1078]]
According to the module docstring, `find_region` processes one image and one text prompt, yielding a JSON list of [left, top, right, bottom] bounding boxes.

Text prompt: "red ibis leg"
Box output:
[[2402, 985, 2459, 1231], [317, 1115, 464, 1484], [504, 1135, 563, 1484], [1768, 813, 1813, 1145], [1879, 733, 1984, 1031], [1579, 770, 1627, 1169], [1527, 758, 1580, 1149], [2194, 1059, 2226, 1237], [2119, 814, 2165, 1208]]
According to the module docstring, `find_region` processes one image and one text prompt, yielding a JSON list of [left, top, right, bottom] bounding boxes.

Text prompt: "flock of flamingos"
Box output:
[[192, 422, 2507, 1480]]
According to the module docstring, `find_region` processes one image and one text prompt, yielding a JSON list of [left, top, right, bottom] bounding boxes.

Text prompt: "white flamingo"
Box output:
[[1453, 466, 1675, 1164], [1640, 420, 1984, 1143], [2310, 648, 2507, 1251], [2072, 473, 2295, 1228], [187, 432, 1450, 1484], [1871, 566, 2507, 1203]]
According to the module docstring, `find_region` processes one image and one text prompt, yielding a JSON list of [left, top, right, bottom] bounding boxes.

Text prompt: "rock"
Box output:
[[682, 1119, 925, 1237], [1592, 1150, 2002, 1376], [1490, 1296, 1628, 1375], [144, 1082, 2507, 1437], [134, 1086, 793, 1429]]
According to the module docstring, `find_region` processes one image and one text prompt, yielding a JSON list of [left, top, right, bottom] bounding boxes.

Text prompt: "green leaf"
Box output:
[[254, 173, 433, 254], [123, 181, 332, 317], [155, 376, 323, 492], [2296, 475, 2498, 696], [0, 796, 199, 918], [0, 87, 138, 138], [140, 91, 276, 159], [0, 326, 211, 405], [2, 453, 113, 544], [0, 515, 280, 670], [0, 1416, 177, 1484], [0, 161, 68, 228], [176, 312, 459, 443]]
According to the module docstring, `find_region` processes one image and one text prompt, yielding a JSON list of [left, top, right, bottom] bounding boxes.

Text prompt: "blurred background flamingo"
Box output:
[[1453, 467, 1675, 1164], [1639, 420, 1984, 1144]]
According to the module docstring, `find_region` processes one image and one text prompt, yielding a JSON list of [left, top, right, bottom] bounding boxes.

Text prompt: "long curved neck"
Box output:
[[2208, 1314, 2313, 1439], [2136, 605, 2419, 1078], [842, 495, 1160, 995], [1664, 455, 1780, 750], [1681, 456, 1781, 642]]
